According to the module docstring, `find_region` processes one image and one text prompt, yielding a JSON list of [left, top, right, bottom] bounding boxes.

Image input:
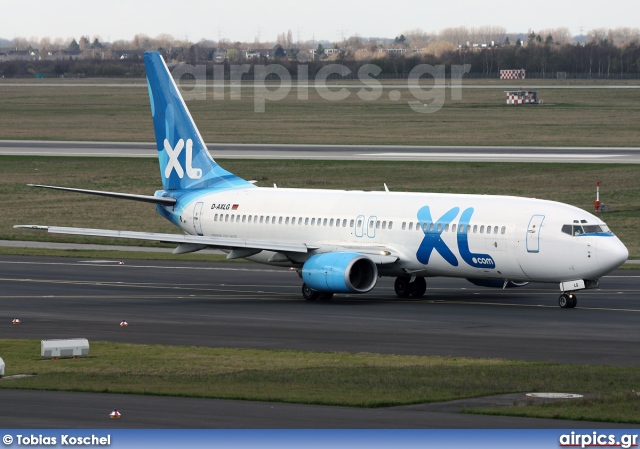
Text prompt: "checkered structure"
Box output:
[[500, 69, 526, 80], [505, 90, 538, 105]]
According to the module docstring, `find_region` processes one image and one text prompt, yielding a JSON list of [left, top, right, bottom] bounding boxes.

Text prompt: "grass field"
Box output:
[[3, 157, 639, 258], [1, 339, 639, 423], [0, 80, 639, 147]]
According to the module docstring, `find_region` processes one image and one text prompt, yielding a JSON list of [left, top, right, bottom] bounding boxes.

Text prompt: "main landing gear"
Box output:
[[559, 292, 577, 308], [394, 276, 426, 298]]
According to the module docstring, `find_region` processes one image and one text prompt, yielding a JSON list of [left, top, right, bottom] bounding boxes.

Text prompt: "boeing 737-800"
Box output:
[[16, 52, 629, 308]]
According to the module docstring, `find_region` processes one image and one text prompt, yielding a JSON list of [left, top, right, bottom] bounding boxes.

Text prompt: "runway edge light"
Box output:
[[120, 320, 128, 327], [12, 318, 20, 325], [109, 409, 121, 419]]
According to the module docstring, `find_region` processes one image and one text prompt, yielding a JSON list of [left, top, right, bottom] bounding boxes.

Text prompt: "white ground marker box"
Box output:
[[41, 339, 89, 358]]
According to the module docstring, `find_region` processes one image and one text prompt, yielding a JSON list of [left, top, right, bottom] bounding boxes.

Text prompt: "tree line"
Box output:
[[2, 27, 640, 79]]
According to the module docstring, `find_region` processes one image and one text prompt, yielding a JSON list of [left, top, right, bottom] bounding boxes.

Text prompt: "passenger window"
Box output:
[[437, 223, 442, 232], [408, 222, 413, 231], [357, 219, 362, 227], [323, 218, 328, 226], [389, 221, 393, 230], [311, 218, 316, 225], [330, 219, 334, 226], [376, 221, 380, 229], [480, 225, 484, 234], [501, 226, 506, 234], [473, 225, 477, 233], [305, 218, 309, 225], [451, 224, 456, 233], [285, 217, 290, 225], [369, 221, 374, 228], [343, 219, 347, 227], [382, 221, 386, 230], [214, 214, 218, 221]]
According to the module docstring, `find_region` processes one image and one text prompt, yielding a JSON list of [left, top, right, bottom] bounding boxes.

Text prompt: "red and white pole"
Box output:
[[594, 181, 601, 213]]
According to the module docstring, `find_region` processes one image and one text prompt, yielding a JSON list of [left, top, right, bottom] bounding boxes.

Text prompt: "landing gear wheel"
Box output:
[[559, 293, 577, 309], [302, 283, 320, 301], [410, 277, 427, 298], [394, 277, 412, 298]]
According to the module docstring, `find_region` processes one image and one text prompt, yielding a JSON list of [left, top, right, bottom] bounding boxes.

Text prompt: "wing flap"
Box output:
[[14, 225, 311, 254]]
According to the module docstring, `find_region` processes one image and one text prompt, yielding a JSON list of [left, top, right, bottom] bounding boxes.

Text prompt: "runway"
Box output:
[[1, 255, 639, 428], [1, 140, 639, 163]]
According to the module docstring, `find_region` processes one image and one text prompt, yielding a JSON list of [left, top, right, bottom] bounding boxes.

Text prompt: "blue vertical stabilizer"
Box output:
[[144, 51, 253, 191]]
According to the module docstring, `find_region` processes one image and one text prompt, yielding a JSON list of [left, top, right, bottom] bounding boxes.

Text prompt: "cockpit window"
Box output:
[[562, 223, 609, 236]]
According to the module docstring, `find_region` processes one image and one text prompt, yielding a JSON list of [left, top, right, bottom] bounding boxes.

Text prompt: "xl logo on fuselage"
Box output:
[[164, 138, 202, 180], [416, 206, 496, 269]]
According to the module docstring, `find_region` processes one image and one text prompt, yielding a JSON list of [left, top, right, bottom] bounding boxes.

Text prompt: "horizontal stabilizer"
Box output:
[[27, 184, 176, 206], [14, 225, 310, 254]]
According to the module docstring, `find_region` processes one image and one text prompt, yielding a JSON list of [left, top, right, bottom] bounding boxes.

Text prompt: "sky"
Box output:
[[2, 0, 639, 44]]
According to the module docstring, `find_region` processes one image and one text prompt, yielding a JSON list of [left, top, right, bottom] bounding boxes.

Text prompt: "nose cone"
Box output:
[[597, 237, 629, 274]]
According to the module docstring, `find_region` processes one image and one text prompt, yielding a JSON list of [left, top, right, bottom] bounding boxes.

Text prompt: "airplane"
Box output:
[[15, 51, 629, 309]]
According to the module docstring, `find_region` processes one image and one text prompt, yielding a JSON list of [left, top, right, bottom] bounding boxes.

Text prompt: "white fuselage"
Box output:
[[170, 186, 628, 283]]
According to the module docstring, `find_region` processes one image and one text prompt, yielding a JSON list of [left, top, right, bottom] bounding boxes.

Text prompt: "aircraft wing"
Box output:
[[13, 225, 313, 254], [310, 243, 400, 265]]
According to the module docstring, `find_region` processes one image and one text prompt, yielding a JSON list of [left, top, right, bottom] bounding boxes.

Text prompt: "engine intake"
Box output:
[[302, 252, 378, 293]]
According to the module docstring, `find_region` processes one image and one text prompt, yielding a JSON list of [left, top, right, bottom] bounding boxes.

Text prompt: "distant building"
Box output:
[[43, 50, 82, 61], [245, 49, 273, 59], [0, 49, 40, 61]]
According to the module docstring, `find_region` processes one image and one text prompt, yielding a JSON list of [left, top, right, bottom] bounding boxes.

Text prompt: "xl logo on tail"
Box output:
[[164, 139, 202, 179]]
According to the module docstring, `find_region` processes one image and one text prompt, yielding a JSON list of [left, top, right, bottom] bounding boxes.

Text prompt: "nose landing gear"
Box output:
[[559, 292, 577, 308]]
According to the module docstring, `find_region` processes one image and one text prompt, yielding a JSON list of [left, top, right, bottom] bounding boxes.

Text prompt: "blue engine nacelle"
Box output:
[[466, 278, 530, 289], [302, 252, 378, 293]]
